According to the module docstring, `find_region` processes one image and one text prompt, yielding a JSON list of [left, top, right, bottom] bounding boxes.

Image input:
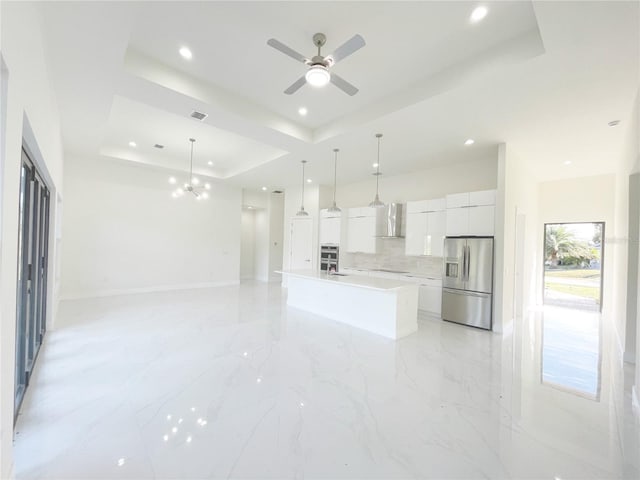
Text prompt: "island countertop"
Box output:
[[278, 270, 418, 292], [280, 270, 419, 339]]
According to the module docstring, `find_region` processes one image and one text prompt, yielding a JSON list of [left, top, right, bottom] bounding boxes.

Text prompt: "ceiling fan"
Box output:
[[267, 32, 365, 96]]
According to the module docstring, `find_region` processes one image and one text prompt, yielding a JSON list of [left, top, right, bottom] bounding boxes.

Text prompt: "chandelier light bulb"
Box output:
[[305, 65, 330, 87], [192, 177, 200, 185], [169, 177, 176, 184], [201, 192, 209, 199], [204, 183, 211, 190]]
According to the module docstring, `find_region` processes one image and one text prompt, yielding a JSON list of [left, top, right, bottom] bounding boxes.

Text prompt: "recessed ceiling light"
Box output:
[[470, 6, 488, 23], [207, 161, 213, 166], [464, 139, 475, 145], [247, 206, 253, 209], [179, 46, 192, 60], [608, 120, 621, 127], [306, 178, 312, 183], [128, 141, 137, 147], [298, 107, 308, 116], [563, 160, 572, 165], [372, 163, 379, 168], [261, 186, 267, 191]]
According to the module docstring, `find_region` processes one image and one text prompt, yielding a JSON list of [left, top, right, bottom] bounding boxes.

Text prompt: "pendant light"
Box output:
[[369, 133, 385, 208], [327, 148, 341, 213], [296, 160, 309, 216], [170, 138, 211, 199]]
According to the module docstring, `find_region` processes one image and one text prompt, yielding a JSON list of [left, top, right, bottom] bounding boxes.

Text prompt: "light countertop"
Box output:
[[340, 267, 441, 281], [279, 270, 419, 292]]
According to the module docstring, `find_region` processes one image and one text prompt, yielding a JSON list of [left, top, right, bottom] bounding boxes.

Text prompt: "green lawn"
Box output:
[[545, 282, 600, 301], [544, 269, 601, 279]]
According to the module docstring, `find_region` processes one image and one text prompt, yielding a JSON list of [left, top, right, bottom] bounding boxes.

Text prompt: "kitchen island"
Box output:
[[280, 270, 419, 339]]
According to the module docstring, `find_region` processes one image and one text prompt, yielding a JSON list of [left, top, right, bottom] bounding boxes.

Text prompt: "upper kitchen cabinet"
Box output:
[[346, 207, 377, 253], [405, 198, 446, 256], [319, 209, 341, 245], [445, 189, 496, 236]]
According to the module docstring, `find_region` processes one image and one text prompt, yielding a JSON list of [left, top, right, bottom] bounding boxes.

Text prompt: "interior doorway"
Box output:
[[289, 217, 313, 270], [543, 222, 604, 311]]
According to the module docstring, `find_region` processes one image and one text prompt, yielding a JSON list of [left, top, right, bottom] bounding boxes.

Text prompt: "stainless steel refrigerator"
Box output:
[[442, 237, 494, 330]]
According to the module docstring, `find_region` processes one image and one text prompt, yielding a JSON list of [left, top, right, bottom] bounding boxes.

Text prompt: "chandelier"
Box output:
[[169, 138, 210, 199]]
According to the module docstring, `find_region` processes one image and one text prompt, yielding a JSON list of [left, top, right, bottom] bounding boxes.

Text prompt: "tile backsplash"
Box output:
[[341, 238, 443, 278]]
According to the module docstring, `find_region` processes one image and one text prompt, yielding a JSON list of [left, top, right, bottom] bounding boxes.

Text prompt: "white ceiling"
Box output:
[[36, 1, 639, 191]]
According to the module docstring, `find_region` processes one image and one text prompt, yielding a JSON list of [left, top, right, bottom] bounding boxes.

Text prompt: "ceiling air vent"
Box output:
[[154, 144, 165, 149], [190, 110, 208, 121]]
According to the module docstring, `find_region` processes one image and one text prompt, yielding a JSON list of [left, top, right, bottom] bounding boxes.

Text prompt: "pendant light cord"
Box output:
[[333, 149, 338, 204], [301, 160, 306, 209], [189, 138, 195, 181], [375, 134, 381, 194]]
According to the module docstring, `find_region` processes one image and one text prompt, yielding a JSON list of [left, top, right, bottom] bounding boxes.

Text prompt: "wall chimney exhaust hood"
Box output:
[[375, 203, 404, 238]]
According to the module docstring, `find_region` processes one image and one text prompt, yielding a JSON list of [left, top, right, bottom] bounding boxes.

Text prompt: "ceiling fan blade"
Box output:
[[267, 38, 310, 64], [325, 34, 365, 65], [284, 76, 307, 95], [330, 73, 359, 96]]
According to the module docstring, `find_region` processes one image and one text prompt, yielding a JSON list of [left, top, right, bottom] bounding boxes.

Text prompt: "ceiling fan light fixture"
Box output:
[[305, 65, 330, 87]]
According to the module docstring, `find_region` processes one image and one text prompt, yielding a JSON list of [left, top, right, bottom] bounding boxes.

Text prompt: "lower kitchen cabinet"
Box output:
[[365, 270, 443, 316], [418, 284, 442, 316]]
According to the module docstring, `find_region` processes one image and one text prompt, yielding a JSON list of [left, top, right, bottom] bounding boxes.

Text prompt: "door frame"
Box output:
[[542, 221, 605, 311]]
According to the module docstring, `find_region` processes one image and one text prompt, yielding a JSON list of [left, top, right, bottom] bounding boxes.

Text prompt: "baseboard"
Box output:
[[59, 280, 240, 301]]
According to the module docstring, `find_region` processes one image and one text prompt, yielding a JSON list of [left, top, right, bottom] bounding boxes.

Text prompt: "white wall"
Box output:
[[60, 157, 241, 298], [333, 156, 498, 207], [240, 210, 255, 280], [0, 3, 66, 477], [494, 144, 539, 335]]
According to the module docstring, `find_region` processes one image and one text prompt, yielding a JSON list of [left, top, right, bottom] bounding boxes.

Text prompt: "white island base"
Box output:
[[282, 271, 419, 340]]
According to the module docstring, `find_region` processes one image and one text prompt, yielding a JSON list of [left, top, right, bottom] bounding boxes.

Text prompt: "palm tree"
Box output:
[[545, 226, 592, 266]]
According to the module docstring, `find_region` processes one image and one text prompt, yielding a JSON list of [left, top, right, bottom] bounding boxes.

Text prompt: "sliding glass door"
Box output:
[[14, 147, 50, 419]]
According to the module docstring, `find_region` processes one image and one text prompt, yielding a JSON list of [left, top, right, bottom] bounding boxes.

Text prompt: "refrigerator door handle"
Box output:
[[443, 287, 489, 299], [464, 245, 470, 282], [461, 246, 466, 282]]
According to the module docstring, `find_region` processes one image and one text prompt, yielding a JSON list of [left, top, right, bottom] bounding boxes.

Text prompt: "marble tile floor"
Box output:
[[13, 282, 640, 479]]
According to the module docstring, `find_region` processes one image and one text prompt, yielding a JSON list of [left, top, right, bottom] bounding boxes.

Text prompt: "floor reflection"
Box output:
[[541, 306, 601, 399]]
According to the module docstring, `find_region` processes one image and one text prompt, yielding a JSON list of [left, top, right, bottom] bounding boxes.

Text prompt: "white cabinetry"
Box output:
[[405, 198, 446, 256], [445, 189, 496, 236], [417, 280, 442, 316], [346, 207, 377, 253], [320, 209, 341, 245], [366, 270, 443, 316]]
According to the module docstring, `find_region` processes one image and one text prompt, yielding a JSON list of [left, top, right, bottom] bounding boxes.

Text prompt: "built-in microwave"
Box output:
[[320, 245, 339, 272]]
